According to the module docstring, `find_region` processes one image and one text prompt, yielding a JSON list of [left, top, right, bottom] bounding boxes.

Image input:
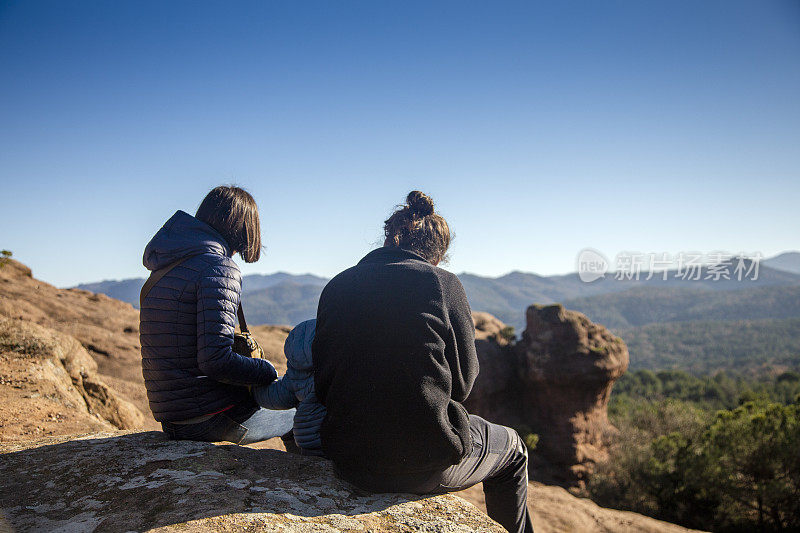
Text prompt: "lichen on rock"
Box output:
[[0, 431, 504, 532]]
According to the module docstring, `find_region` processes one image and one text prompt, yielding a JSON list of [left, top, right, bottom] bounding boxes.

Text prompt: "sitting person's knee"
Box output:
[[508, 428, 528, 460]]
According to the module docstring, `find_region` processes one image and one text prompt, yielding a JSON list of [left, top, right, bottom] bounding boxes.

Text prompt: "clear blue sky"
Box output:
[[1, 1, 798, 287]]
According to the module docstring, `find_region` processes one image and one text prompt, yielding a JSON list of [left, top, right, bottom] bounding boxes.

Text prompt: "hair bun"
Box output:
[[406, 190, 434, 217]]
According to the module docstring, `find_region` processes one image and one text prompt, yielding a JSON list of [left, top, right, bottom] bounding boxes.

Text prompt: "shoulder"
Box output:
[[432, 265, 463, 290], [192, 253, 241, 284], [318, 264, 358, 298], [433, 267, 469, 308]]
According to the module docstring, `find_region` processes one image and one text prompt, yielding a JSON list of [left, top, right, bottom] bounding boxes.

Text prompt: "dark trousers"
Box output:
[[337, 415, 534, 533], [416, 415, 535, 533]]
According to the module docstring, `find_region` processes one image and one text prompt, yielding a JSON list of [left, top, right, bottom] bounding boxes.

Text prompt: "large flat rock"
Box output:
[[458, 483, 705, 533], [0, 431, 503, 532]]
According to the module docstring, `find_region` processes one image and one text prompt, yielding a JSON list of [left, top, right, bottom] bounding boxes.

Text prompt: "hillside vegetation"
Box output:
[[563, 285, 800, 329], [559, 285, 800, 375], [590, 370, 800, 532], [618, 317, 800, 374]]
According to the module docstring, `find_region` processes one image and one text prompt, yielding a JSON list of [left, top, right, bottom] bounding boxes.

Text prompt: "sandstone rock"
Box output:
[[249, 324, 294, 375], [0, 259, 155, 428], [0, 431, 504, 532], [457, 483, 703, 533], [0, 259, 296, 430], [472, 312, 512, 345], [466, 313, 524, 426], [518, 304, 628, 484], [0, 317, 145, 440], [465, 305, 628, 487]]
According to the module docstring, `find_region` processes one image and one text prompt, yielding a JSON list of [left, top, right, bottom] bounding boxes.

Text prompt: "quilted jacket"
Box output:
[[140, 210, 278, 422], [254, 319, 324, 453]]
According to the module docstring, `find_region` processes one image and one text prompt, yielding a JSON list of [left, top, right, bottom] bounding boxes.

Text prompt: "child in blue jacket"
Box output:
[[254, 319, 325, 456]]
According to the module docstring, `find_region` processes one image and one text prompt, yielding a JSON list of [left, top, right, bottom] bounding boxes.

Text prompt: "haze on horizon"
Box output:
[[1, 1, 798, 288]]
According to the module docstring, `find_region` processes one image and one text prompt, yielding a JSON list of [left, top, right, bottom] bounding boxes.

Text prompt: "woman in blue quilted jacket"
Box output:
[[139, 185, 295, 445]]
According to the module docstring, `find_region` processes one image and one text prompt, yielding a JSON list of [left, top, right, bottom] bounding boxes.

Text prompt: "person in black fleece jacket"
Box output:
[[313, 191, 534, 533]]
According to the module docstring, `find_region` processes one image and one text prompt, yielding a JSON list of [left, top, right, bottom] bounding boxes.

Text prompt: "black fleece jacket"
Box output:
[[312, 246, 479, 489]]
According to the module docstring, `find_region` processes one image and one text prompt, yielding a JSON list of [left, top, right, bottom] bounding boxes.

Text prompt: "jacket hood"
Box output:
[[284, 319, 316, 370], [143, 210, 232, 271]]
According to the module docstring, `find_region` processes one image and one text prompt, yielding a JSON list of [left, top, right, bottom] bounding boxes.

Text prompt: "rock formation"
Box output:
[[0, 316, 144, 440], [0, 430, 702, 533], [457, 483, 700, 533], [0, 258, 157, 428], [467, 312, 525, 425], [0, 259, 294, 430], [465, 304, 629, 487], [0, 431, 504, 532]]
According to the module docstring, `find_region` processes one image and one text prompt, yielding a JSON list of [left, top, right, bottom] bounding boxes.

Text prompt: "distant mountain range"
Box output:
[[75, 254, 800, 329], [459, 257, 800, 329], [562, 284, 800, 329], [75, 252, 800, 374], [617, 317, 800, 375], [76, 271, 328, 321], [763, 251, 800, 275]]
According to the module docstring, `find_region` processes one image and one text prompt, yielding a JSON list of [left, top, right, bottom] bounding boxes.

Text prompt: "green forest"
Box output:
[[618, 318, 800, 375], [589, 370, 800, 532], [564, 285, 800, 329]]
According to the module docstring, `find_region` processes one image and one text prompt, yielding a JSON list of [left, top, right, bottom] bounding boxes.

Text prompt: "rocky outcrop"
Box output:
[[249, 324, 294, 375], [0, 431, 504, 532], [518, 304, 628, 483], [0, 259, 295, 430], [0, 317, 144, 440], [457, 483, 702, 533], [0, 258, 157, 429], [467, 313, 524, 425], [465, 305, 629, 487]]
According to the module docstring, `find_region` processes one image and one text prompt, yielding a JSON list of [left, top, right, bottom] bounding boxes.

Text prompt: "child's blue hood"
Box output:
[[143, 210, 231, 271], [285, 319, 316, 370]]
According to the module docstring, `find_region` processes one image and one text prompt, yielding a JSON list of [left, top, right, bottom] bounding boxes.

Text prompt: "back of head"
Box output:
[[383, 191, 451, 265], [196, 185, 262, 263]]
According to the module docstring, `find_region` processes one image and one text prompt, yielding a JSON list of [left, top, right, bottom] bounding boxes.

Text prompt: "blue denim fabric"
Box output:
[[237, 407, 296, 445], [163, 407, 296, 445]]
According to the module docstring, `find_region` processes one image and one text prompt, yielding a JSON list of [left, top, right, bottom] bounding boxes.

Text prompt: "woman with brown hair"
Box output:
[[313, 191, 534, 533], [139, 185, 295, 444]]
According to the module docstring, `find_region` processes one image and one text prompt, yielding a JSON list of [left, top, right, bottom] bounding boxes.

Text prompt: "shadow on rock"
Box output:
[[0, 431, 503, 532]]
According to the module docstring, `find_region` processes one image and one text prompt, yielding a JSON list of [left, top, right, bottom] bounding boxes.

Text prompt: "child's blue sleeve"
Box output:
[[253, 376, 299, 410]]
